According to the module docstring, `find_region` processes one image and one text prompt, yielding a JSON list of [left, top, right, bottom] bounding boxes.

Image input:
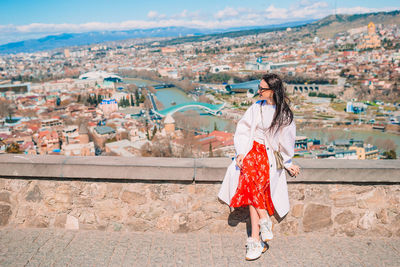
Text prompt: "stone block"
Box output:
[[54, 214, 67, 228], [377, 209, 389, 224], [337, 223, 356, 237], [25, 185, 42, 202], [0, 191, 11, 204], [303, 204, 332, 232], [106, 184, 123, 199], [330, 191, 356, 207], [120, 190, 146, 206], [0, 204, 11, 226], [371, 225, 392, 237], [357, 188, 386, 210], [334, 210, 356, 225], [291, 204, 304, 218], [126, 218, 152, 231], [95, 199, 124, 221], [289, 189, 305, 201], [358, 211, 375, 230], [167, 194, 188, 211], [278, 220, 298, 235], [156, 216, 172, 231], [25, 216, 48, 228], [65, 214, 79, 230]]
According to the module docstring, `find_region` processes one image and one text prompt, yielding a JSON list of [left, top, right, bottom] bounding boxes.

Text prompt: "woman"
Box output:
[[218, 73, 300, 261]]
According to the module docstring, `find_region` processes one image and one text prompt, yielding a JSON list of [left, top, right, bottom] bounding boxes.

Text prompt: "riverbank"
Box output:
[[123, 77, 231, 132], [298, 126, 400, 156]]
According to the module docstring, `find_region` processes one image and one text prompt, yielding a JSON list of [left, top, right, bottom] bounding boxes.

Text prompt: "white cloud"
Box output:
[[147, 11, 158, 19], [336, 6, 397, 14], [265, 5, 289, 19], [0, 4, 398, 45], [215, 7, 240, 19], [147, 11, 166, 20], [290, 1, 330, 19]]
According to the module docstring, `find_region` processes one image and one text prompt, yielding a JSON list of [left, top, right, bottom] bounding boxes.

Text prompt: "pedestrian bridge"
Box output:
[[152, 102, 225, 117]]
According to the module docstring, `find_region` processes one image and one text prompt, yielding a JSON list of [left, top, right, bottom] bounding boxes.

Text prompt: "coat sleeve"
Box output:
[[278, 120, 296, 168], [234, 105, 254, 156]]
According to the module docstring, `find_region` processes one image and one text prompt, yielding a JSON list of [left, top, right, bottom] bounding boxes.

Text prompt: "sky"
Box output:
[[0, 0, 398, 44]]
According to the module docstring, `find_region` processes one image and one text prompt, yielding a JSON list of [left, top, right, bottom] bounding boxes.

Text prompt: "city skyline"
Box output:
[[0, 0, 398, 44]]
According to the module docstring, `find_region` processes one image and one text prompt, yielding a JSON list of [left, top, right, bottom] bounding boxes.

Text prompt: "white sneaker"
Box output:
[[245, 237, 267, 261], [259, 218, 273, 242]]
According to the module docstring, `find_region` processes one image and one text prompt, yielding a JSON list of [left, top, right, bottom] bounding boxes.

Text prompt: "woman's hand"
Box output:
[[236, 154, 245, 169], [286, 164, 300, 177]]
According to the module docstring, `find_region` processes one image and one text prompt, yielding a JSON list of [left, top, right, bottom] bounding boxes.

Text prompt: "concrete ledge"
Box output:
[[0, 154, 400, 183], [0, 154, 194, 181]]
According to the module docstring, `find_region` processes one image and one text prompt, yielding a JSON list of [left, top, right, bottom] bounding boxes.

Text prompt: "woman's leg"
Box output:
[[255, 208, 268, 220], [249, 205, 260, 240]]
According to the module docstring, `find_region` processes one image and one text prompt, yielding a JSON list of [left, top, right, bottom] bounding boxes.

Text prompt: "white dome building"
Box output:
[[79, 71, 122, 83]]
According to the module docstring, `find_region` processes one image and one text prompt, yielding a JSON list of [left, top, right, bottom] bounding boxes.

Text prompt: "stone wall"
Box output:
[[1, 154, 399, 237], [0, 178, 399, 237]]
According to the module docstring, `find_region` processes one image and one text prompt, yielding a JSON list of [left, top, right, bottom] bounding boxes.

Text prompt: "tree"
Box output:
[[383, 150, 397, 159], [375, 138, 397, 152], [130, 94, 134, 106], [151, 126, 157, 140], [6, 142, 22, 154], [214, 122, 218, 131], [0, 100, 13, 119], [135, 90, 140, 106]]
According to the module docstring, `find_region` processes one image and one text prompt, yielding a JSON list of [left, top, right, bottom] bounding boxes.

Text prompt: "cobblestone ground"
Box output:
[[0, 228, 399, 267]]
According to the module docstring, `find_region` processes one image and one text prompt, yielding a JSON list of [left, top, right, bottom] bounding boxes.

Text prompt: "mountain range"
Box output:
[[0, 9, 399, 54], [0, 20, 315, 54]]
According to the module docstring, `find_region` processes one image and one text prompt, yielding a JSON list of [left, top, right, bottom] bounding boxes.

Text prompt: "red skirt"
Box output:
[[230, 141, 275, 216]]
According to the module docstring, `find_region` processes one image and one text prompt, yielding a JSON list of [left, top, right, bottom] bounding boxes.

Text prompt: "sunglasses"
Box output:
[[258, 84, 272, 91]]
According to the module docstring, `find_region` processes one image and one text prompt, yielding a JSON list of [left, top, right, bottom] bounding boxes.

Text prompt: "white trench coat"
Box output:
[[218, 100, 296, 218]]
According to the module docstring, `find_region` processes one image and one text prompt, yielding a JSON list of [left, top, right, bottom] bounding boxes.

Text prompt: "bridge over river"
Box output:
[[152, 101, 225, 117]]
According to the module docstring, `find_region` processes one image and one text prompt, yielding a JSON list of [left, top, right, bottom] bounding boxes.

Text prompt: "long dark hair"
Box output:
[[263, 73, 294, 135]]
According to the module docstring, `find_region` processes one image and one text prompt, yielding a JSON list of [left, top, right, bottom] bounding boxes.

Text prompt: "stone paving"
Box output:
[[0, 228, 399, 267]]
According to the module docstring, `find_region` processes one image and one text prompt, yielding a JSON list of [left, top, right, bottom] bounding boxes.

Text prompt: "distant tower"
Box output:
[[164, 114, 175, 134], [367, 22, 376, 35]]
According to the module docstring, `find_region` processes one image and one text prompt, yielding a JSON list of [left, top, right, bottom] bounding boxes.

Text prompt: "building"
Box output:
[[334, 149, 358, 159], [210, 65, 231, 73], [64, 49, 70, 58], [41, 118, 63, 128], [91, 126, 117, 149], [37, 129, 60, 155], [99, 99, 118, 116], [105, 139, 139, 157], [63, 142, 95, 156], [0, 83, 30, 94], [164, 114, 175, 134], [358, 22, 381, 50], [287, 83, 338, 95], [295, 136, 309, 150], [79, 71, 122, 83], [346, 102, 367, 113], [350, 144, 379, 160]]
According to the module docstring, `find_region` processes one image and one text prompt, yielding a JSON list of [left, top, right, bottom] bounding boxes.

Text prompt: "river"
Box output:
[[298, 128, 400, 155], [124, 78, 400, 154], [124, 78, 231, 133]]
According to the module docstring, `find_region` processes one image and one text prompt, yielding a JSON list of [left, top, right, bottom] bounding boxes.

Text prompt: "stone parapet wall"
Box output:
[[0, 178, 399, 237], [0, 154, 399, 237]]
